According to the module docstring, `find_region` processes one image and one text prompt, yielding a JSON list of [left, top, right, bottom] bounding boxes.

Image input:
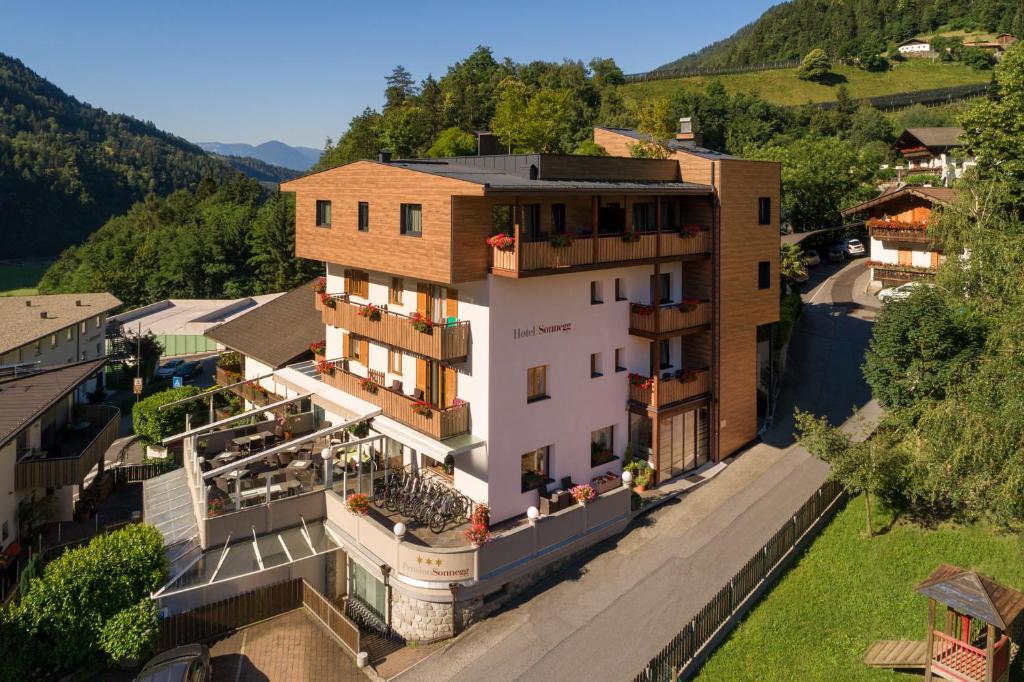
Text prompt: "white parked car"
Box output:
[[842, 238, 866, 258], [154, 358, 186, 379], [803, 249, 821, 266], [878, 281, 932, 303]]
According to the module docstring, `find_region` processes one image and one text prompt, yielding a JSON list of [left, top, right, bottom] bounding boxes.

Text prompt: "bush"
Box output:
[[857, 53, 889, 72], [775, 292, 803, 346], [961, 47, 995, 70], [217, 351, 242, 372], [133, 385, 204, 445], [797, 49, 831, 81], [99, 600, 159, 664], [902, 173, 943, 185]]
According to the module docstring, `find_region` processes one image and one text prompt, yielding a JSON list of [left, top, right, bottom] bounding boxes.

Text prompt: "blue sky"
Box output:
[[1, 1, 777, 148]]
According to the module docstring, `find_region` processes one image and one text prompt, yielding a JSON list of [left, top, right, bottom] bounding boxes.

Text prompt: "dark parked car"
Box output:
[[136, 644, 210, 682], [172, 361, 203, 381], [827, 244, 846, 263]]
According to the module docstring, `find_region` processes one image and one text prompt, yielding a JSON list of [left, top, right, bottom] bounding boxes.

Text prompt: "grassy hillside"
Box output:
[[621, 60, 991, 107], [0, 260, 52, 296]]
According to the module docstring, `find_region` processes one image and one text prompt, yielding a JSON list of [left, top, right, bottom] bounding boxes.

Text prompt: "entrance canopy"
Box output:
[[917, 564, 1024, 632]]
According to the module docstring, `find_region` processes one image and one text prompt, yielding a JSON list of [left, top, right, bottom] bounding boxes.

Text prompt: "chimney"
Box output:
[[676, 117, 703, 147], [75, 299, 82, 307], [378, 150, 392, 163], [39, 311, 47, 319], [476, 131, 502, 156], [24, 300, 31, 307]]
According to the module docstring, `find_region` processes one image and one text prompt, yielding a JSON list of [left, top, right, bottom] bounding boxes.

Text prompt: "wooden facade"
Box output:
[[14, 404, 120, 490]]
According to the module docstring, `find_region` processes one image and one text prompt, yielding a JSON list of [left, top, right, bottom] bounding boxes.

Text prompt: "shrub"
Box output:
[[216, 351, 242, 372], [797, 49, 831, 81], [132, 385, 204, 445], [99, 600, 159, 664], [346, 420, 370, 438], [464, 522, 492, 545]]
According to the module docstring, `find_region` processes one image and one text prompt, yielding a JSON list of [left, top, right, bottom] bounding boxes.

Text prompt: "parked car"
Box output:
[[154, 359, 186, 379], [878, 281, 932, 303], [842, 238, 866, 257], [827, 244, 846, 263], [136, 644, 210, 682], [803, 249, 821, 266], [172, 361, 203, 381]]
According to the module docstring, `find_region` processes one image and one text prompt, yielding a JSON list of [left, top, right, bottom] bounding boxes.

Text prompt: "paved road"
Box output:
[[398, 260, 878, 682]]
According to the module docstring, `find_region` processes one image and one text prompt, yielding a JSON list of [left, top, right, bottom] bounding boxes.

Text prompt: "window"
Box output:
[[661, 202, 678, 230], [521, 446, 551, 492], [349, 558, 386, 616], [615, 278, 626, 301], [633, 202, 657, 232], [400, 204, 422, 236], [50, 334, 57, 348], [347, 336, 366, 363], [388, 349, 403, 375], [650, 272, 671, 304], [96, 342, 102, 355], [551, 203, 566, 234], [527, 365, 548, 403], [315, 200, 332, 227], [758, 197, 772, 225], [492, 204, 514, 234], [358, 202, 369, 231], [591, 426, 616, 467], [79, 321, 87, 334], [758, 261, 771, 290], [659, 339, 671, 370], [66, 327, 73, 341], [590, 280, 603, 305], [615, 347, 626, 372], [344, 269, 369, 298], [95, 315, 101, 328], [590, 352, 603, 378], [34, 340, 41, 356], [523, 204, 542, 240], [389, 277, 403, 305]]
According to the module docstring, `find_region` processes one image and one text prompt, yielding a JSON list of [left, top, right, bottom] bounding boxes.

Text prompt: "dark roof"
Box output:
[[841, 186, 958, 216], [917, 564, 1024, 631], [898, 38, 930, 46], [595, 127, 735, 160], [0, 359, 106, 448], [204, 283, 322, 368], [897, 127, 964, 150]]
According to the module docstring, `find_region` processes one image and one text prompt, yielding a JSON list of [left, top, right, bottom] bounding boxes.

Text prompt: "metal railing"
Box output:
[[633, 480, 844, 682]]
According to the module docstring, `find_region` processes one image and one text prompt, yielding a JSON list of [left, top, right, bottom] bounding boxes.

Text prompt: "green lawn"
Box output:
[[696, 495, 1024, 682], [621, 60, 991, 107], [0, 260, 52, 296]]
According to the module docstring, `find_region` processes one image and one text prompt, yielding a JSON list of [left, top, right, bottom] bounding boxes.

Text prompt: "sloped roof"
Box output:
[[898, 127, 964, 150], [841, 186, 958, 216], [0, 293, 121, 356], [0, 359, 106, 448], [917, 564, 1024, 631], [594, 127, 736, 160], [204, 283, 322, 368]]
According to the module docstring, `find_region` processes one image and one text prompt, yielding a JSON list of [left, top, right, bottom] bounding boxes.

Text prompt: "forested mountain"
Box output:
[[0, 52, 238, 258], [652, 0, 1024, 74], [196, 140, 320, 171], [214, 154, 300, 184]]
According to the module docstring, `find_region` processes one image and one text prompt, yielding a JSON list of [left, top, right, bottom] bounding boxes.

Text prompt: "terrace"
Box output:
[[628, 300, 711, 338], [628, 368, 711, 409], [15, 403, 120, 489]]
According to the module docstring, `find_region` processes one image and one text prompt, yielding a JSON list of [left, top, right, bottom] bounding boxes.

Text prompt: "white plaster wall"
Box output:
[[912, 249, 934, 269], [449, 280, 489, 506], [0, 442, 17, 547], [871, 237, 897, 265]]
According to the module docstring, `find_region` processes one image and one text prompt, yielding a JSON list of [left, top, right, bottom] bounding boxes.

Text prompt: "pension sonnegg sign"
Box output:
[[398, 546, 474, 582], [513, 322, 572, 340]]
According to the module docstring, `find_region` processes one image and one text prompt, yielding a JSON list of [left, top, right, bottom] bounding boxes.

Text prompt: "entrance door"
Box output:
[[416, 359, 456, 407]]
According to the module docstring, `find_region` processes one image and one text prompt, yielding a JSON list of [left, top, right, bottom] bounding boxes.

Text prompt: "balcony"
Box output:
[[15, 404, 120, 489], [491, 229, 710, 277], [215, 367, 286, 408], [629, 300, 711, 338], [867, 219, 933, 245], [869, 262, 936, 286], [628, 369, 710, 409], [319, 362, 469, 441], [318, 294, 470, 362]]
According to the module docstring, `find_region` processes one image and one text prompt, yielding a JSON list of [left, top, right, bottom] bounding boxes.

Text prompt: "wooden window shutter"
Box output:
[[446, 289, 458, 319], [898, 248, 912, 266], [341, 331, 350, 358], [343, 269, 352, 295], [930, 251, 940, 269], [416, 283, 429, 315], [360, 339, 369, 364], [443, 366, 457, 407], [416, 358, 428, 396]]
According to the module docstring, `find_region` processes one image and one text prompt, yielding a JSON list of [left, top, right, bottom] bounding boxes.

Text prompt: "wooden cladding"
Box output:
[[630, 302, 711, 337], [869, 225, 932, 244], [871, 263, 937, 286], [320, 294, 469, 361], [321, 364, 470, 440], [492, 231, 710, 276], [15, 404, 120, 490], [629, 369, 711, 409]]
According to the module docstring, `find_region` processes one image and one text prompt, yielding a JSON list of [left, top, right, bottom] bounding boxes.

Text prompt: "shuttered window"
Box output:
[[527, 365, 548, 402], [344, 269, 369, 298]]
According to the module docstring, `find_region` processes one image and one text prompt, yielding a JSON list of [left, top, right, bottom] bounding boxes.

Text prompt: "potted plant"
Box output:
[[207, 496, 225, 517], [633, 471, 651, 493], [310, 339, 326, 355], [347, 420, 370, 438], [628, 372, 654, 390], [486, 233, 515, 251], [464, 522, 492, 548], [346, 493, 371, 515], [630, 303, 654, 316], [443, 454, 455, 476], [312, 277, 327, 295], [621, 230, 641, 243], [680, 224, 704, 238], [678, 297, 702, 313], [570, 483, 596, 505], [680, 368, 700, 383], [411, 400, 433, 418], [409, 311, 433, 333], [470, 502, 490, 527], [320, 291, 336, 309], [316, 358, 337, 376], [550, 234, 572, 248], [358, 303, 382, 321], [359, 377, 379, 394]]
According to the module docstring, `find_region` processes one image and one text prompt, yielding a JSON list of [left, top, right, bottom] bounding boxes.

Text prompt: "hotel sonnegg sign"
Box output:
[[513, 322, 572, 340]]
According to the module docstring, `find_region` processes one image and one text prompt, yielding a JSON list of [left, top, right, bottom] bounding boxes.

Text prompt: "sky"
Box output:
[[0, 1, 777, 149]]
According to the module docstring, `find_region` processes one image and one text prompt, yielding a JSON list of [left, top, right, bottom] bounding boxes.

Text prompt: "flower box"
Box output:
[[310, 339, 326, 355], [316, 359, 337, 376], [486, 234, 516, 251], [550, 234, 572, 248], [628, 373, 654, 390], [679, 368, 700, 383], [359, 377, 379, 394], [678, 297, 703, 312], [409, 311, 434, 333], [319, 291, 336, 309], [630, 303, 654, 316], [681, 224, 706, 237], [411, 400, 434, 418], [346, 493, 370, 516], [621, 230, 641, 243], [311, 277, 327, 295], [358, 303, 382, 321]]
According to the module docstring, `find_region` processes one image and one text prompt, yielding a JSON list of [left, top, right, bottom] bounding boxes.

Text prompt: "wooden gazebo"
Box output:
[[865, 564, 1023, 682]]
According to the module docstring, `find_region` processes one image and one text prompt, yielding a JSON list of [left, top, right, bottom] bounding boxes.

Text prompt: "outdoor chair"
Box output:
[[278, 451, 293, 467], [391, 379, 403, 392], [413, 389, 425, 401]]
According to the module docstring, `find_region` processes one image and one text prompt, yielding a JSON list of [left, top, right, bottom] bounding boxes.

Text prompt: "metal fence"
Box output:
[[814, 82, 991, 111], [624, 59, 803, 83], [112, 460, 176, 483], [633, 480, 844, 682]]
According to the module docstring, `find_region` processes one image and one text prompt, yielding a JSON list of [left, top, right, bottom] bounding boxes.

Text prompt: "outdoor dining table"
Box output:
[[287, 459, 312, 471], [210, 451, 237, 465]]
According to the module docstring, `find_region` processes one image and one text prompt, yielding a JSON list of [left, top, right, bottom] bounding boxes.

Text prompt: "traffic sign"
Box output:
[[133, 377, 143, 395]]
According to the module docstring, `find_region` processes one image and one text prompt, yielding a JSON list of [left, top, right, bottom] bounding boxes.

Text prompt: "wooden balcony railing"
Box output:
[[492, 229, 710, 275], [629, 369, 710, 409], [930, 630, 992, 682], [629, 301, 711, 337], [319, 363, 470, 440], [15, 404, 120, 489], [215, 367, 284, 407], [869, 226, 932, 244], [319, 294, 470, 362], [869, 262, 936, 285]]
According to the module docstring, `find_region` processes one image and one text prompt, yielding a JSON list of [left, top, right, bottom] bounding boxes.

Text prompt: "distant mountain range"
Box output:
[[212, 154, 300, 185], [196, 141, 321, 171]]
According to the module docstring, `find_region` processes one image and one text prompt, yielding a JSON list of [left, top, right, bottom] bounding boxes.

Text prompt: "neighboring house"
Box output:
[[0, 293, 120, 399], [109, 294, 282, 359], [842, 186, 957, 288], [897, 38, 932, 55], [145, 119, 780, 642], [893, 127, 974, 186], [965, 33, 1017, 53], [0, 359, 119, 555], [204, 283, 323, 409]]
